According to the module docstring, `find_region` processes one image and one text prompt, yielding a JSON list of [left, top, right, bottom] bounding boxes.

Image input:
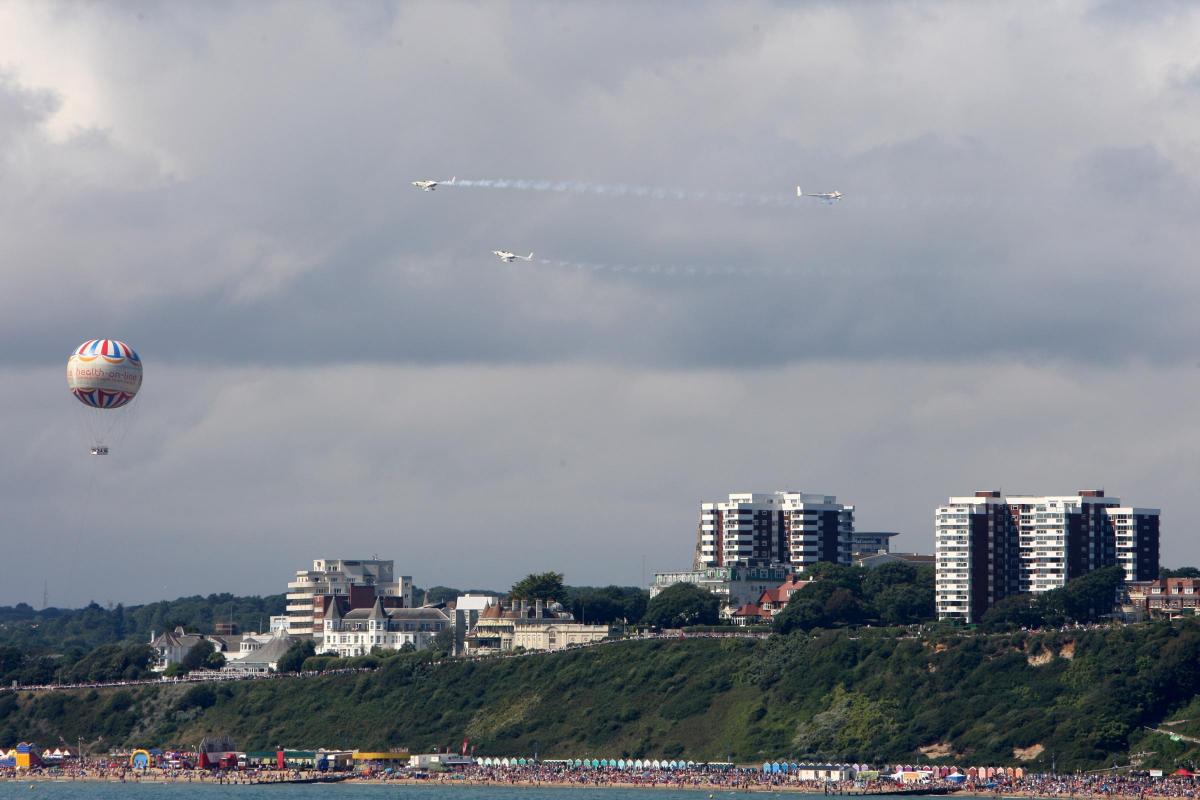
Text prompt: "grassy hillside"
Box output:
[[4, 622, 1200, 770]]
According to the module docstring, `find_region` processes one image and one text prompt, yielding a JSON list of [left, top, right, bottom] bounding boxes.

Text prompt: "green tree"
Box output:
[[1057, 564, 1126, 623], [566, 586, 649, 624], [180, 640, 216, 673], [1161, 566, 1200, 579], [980, 593, 1045, 630], [642, 583, 719, 627], [510, 572, 565, 603], [429, 627, 455, 658], [276, 639, 317, 673], [773, 581, 866, 634]]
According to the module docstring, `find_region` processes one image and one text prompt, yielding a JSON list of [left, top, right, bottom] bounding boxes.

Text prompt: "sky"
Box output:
[[3, 1, 1200, 607]]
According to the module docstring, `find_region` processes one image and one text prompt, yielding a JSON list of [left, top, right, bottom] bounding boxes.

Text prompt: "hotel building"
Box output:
[[935, 490, 1160, 623], [285, 558, 414, 639]]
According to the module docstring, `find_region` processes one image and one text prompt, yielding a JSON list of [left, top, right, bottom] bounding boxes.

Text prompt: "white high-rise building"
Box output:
[[695, 491, 854, 572], [935, 490, 1160, 623], [286, 559, 413, 638]]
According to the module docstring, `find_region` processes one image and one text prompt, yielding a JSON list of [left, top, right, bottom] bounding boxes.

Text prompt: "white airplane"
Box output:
[[797, 186, 842, 203], [411, 176, 455, 191], [493, 250, 534, 263]]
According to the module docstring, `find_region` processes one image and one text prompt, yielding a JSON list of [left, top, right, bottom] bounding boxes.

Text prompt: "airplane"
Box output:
[[493, 250, 534, 263], [797, 186, 842, 203], [411, 176, 455, 191]]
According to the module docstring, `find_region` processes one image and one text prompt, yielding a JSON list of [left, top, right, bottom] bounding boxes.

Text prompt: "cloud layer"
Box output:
[[3, 2, 1200, 604]]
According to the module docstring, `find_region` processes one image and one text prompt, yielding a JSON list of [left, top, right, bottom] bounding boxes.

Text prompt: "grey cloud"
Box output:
[[4, 2, 1200, 604]]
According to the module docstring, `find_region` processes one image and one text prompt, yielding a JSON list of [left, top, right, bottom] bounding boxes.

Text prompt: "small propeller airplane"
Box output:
[[797, 186, 842, 203], [411, 177, 456, 191], [492, 250, 534, 263]]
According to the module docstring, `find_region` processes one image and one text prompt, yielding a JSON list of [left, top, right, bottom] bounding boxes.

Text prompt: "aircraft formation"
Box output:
[[70, 178, 843, 456], [411, 178, 842, 263]]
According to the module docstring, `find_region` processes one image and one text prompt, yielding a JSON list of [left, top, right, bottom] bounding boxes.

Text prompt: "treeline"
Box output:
[[980, 565, 1127, 629], [0, 594, 286, 653], [620, 563, 936, 630], [426, 578, 647, 625], [771, 562, 935, 633], [0, 642, 155, 687]]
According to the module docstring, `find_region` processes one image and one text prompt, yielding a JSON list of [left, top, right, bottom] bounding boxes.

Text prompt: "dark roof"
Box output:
[[342, 607, 448, 621], [237, 636, 294, 666]]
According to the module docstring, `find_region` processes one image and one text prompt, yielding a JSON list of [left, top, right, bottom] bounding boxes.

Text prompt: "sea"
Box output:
[[0, 785, 853, 800]]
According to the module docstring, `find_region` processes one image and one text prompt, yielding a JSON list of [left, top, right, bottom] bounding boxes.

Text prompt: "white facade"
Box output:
[[1111, 507, 1161, 583], [934, 495, 1004, 623], [286, 558, 413, 637], [321, 598, 448, 657], [696, 491, 854, 571]]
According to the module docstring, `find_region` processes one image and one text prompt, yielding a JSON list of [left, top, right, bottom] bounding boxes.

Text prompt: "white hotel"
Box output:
[[286, 559, 414, 639], [935, 490, 1160, 623]]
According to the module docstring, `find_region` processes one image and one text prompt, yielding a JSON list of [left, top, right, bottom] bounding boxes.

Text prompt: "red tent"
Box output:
[[1172, 769, 1194, 777]]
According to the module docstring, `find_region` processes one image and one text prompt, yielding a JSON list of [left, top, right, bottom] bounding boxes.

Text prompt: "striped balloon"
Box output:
[[67, 339, 143, 409]]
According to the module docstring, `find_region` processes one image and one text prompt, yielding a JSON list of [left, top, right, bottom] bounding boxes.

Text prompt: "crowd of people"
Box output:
[[6, 758, 1200, 798]]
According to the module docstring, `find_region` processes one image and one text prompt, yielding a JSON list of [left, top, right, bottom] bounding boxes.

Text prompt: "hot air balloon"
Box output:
[[66, 339, 143, 455]]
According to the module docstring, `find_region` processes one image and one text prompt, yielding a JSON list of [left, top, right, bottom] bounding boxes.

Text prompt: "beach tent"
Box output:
[[1173, 769, 1194, 777]]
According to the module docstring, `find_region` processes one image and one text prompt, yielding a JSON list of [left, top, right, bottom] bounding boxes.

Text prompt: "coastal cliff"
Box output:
[[3, 624, 1200, 771]]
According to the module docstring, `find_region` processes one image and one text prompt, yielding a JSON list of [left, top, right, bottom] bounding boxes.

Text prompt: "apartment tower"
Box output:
[[935, 490, 1160, 623], [695, 491, 854, 572]]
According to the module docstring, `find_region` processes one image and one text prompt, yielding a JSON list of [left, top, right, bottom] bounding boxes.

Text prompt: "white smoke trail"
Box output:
[[444, 178, 999, 211], [502, 257, 848, 280]]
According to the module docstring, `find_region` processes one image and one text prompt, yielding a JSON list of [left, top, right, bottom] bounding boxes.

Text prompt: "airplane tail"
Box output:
[[450, 176, 456, 184], [796, 186, 803, 197], [525, 252, 534, 260]]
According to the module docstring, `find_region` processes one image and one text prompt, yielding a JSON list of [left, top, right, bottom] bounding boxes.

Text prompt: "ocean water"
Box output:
[[0, 785, 844, 800]]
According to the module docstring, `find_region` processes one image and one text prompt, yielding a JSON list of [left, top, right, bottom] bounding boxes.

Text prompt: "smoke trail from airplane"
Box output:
[[506, 257, 850, 280], [444, 178, 994, 210], [449, 178, 803, 209]]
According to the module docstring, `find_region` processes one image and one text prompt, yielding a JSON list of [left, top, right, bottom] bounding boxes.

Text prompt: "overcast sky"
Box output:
[[3, 1, 1200, 608]]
